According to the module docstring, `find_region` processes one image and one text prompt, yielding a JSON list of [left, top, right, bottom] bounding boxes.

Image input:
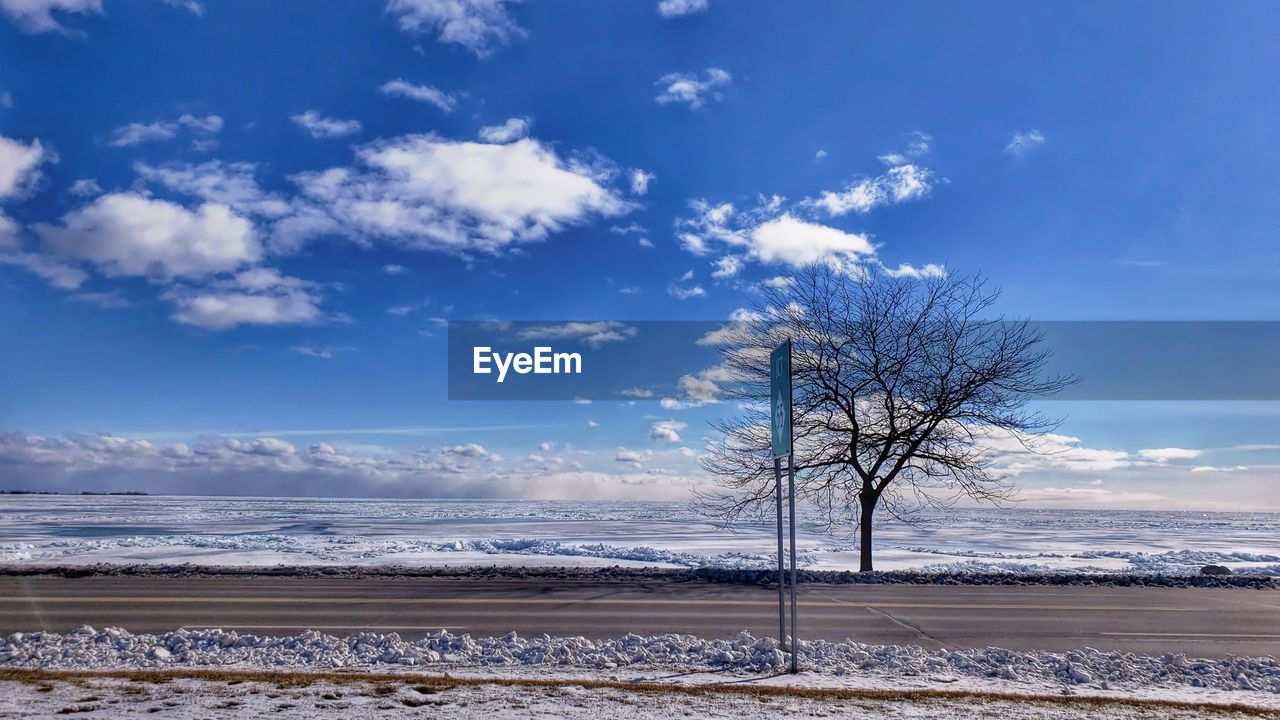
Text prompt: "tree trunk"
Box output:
[[859, 493, 875, 572]]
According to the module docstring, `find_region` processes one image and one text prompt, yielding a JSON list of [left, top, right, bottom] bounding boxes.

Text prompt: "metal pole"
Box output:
[[774, 456, 786, 656], [788, 452, 798, 673]]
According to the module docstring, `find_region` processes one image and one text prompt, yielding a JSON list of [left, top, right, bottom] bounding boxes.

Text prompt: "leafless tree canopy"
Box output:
[[698, 264, 1075, 571]]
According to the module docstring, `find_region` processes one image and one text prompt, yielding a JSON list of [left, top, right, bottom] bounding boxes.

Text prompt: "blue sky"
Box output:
[[0, 0, 1276, 508]]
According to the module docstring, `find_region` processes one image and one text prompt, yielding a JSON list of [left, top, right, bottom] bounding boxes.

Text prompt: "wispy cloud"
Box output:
[[378, 79, 457, 112], [108, 114, 222, 148], [657, 0, 707, 18], [655, 68, 731, 110], [291, 110, 362, 139], [0, 0, 102, 35], [478, 117, 529, 143], [1005, 129, 1046, 157], [385, 0, 525, 58]]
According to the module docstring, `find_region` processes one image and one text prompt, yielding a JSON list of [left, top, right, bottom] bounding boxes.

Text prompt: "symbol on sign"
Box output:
[[773, 380, 787, 438]]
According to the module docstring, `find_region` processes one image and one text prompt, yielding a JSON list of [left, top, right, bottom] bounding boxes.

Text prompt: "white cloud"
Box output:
[[290, 135, 632, 256], [661, 365, 728, 408], [695, 308, 762, 346], [620, 387, 654, 398], [292, 345, 351, 359], [166, 268, 324, 330], [1005, 129, 1046, 157], [668, 280, 705, 299], [615, 448, 650, 467], [378, 79, 457, 112], [0, 136, 51, 200], [0, 250, 87, 288], [676, 200, 738, 256], [650, 420, 686, 443], [677, 371, 723, 404], [1137, 447, 1201, 463], [801, 132, 937, 216], [710, 255, 742, 279], [811, 164, 935, 216], [814, 149, 827, 160], [443, 442, 496, 459], [671, 138, 947, 279], [291, 110, 362, 139], [386, 0, 524, 57], [748, 214, 874, 267], [1189, 465, 1249, 473], [134, 161, 292, 218], [1018, 484, 1168, 506], [36, 192, 260, 279], [657, 0, 706, 18], [517, 321, 637, 348], [630, 169, 655, 196], [0, 431, 679, 499], [883, 262, 946, 279], [68, 178, 102, 197], [676, 186, 940, 278], [655, 68, 731, 110], [132, 160, 335, 255], [108, 122, 178, 147], [982, 431, 1134, 474], [477, 117, 529, 143], [178, 113, 223, 134], [876, 130, 931, 165], [610, 222, 652, 248], [0, 0, 100, 34], [108, 114, 221, 148], [0, 210, 17, 249], [0, 91, 11, 107], [761, 275, 793, 289], [162, 0, 203, 15], [610, 222, 645, 236], [381, 263, 408, 275]]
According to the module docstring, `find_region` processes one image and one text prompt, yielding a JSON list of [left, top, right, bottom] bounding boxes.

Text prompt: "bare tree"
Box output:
[[699, 264, 1075, 572]]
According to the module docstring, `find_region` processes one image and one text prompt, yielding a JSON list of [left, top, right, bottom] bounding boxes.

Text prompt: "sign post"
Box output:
[[770, 339, 798, 673]]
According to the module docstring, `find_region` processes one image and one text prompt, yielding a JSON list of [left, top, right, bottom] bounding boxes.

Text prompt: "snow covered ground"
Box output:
[[1, 626, 1278, 712], [2, 495, 1279, 575], [1, 673, 1270, 719], [1, 673, 1266, 719]]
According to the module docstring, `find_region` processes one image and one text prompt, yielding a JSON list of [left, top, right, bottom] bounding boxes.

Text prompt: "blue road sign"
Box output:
[[770, 339, 792, 458]]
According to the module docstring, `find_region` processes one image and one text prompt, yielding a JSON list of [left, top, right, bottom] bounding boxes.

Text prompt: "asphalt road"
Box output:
[[1, 576, 1277, 657]]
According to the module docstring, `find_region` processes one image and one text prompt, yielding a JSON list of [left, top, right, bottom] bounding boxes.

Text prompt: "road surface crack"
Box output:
[[864, 606, 954, 649], [812, 590, 955, 650]]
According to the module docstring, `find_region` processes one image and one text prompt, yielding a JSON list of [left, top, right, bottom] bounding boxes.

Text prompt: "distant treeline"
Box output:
[[0, 490, 149, 496]]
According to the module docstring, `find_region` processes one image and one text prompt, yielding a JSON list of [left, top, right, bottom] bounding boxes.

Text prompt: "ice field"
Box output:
[[2, 495, 1278, 575]]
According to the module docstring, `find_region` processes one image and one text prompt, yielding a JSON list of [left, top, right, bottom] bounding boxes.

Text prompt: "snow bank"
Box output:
[[3, 626, 1277, 696]]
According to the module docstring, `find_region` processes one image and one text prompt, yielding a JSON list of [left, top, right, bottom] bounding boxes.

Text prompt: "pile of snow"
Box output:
[[389, 539, 820, 569], [4, 675, 1254, 719], [904, 547, 1280, 576], [2, 626, 1277, 695], [3, 534, 819, 569]]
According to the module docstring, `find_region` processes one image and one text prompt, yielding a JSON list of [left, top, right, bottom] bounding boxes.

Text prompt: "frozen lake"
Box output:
[[1, 495, 1278, 575]]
